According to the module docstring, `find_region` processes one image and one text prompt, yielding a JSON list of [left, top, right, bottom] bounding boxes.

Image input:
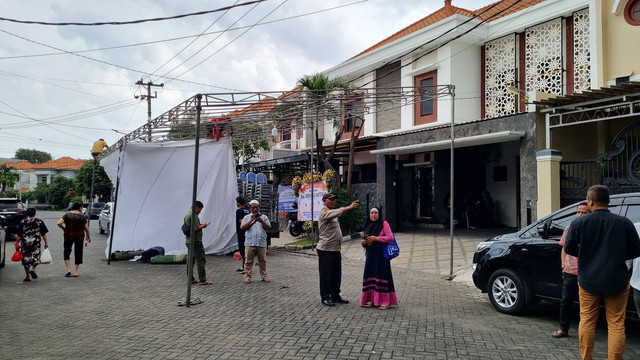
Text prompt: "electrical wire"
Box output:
[[348, 0, 527, 88], [155, 0, 258, 82], [163, 0, 289, 85], [0, 1, 367, 61], [150, 1, 239, 77], [0, 1, 266, 26]]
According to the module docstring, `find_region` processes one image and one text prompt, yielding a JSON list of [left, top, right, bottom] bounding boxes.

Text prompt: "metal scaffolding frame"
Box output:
[[101, 85, 456, 157]]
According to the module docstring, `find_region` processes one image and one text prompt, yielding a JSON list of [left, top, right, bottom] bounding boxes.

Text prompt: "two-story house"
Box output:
[[304, 0, 640, 230]]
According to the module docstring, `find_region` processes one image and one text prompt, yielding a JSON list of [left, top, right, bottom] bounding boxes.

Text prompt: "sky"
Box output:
[[0, 0, 495, 160]]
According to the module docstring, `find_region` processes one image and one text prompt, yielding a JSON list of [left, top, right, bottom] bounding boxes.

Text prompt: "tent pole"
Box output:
[[186, 94, 203, 307], [87, 163, 96, 227], [107, 145, 123, 265]]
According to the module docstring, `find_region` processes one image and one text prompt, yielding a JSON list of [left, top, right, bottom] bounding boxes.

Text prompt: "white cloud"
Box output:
[[0, 0, 494, 159]]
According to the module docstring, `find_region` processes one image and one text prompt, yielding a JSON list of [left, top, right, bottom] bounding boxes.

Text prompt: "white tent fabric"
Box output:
[[102, 139, 238, 257]]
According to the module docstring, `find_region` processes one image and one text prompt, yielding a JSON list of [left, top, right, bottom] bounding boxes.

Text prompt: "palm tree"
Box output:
[[297, 73, 350, 172], [0, 164, 19, 194]]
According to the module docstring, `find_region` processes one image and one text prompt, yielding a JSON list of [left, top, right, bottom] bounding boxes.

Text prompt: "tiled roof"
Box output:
[[1, 160, 35, 171], [227, 96, 278, 117], [348, 0, 546, 61], [31, 157, 86, 170]]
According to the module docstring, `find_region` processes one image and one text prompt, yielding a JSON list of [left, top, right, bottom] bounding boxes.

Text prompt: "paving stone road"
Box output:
[[1, 211, 639, 359]]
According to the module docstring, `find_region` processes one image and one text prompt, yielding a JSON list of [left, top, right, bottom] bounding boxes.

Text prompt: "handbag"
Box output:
[[11, 249, 23, 262], [40, 248, 52, 264], [383, 235, 400, 260]]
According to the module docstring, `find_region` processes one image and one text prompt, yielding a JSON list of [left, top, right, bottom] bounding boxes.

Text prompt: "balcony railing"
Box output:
[[274, 139, 301, 150]]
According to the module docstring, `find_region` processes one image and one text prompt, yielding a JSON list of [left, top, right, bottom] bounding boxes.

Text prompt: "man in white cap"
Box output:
[[240, 200, 271, 284], [317, 192, 359, 306]]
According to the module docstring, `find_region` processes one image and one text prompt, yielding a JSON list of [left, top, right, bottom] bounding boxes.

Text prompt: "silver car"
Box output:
[[98, 202, 114, 234]]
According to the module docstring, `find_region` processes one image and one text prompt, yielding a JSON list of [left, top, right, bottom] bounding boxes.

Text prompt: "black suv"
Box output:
[[0, 198, 25, 237], [472, 193, 640, 316]]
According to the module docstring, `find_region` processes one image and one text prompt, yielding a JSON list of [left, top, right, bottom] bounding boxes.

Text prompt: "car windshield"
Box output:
[[93, 203, 104, 208]]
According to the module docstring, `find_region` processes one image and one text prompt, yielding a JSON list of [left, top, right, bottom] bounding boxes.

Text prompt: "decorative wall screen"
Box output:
[[573, 8, 591, 93], [525, 18, 563, 95], [484, 34, 516, 119]]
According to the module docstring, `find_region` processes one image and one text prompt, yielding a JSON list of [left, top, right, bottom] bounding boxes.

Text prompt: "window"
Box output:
[[414, 70, 437, 125], [625, 0, 640, 25], [39, 176, 47, 183], [341, 97, 363, 140]]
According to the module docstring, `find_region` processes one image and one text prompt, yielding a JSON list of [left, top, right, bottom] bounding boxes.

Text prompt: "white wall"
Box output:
[[484, 141, 520, 227]]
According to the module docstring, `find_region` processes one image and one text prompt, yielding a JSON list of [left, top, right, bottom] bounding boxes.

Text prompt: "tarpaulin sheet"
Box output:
[[102, 139, 238, 256]]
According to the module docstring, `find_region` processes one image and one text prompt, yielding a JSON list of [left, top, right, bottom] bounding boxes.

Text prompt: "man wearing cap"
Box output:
[[317, 192, 359, 306], [241, 200, 271, 284]]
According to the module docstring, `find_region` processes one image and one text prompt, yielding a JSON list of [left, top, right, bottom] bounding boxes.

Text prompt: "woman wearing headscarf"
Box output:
[[360, 207, 398, 309], [14, 208, 49, 282]]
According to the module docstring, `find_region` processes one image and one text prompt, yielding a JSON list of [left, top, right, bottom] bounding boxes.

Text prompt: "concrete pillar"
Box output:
[[536, 149, 562, 219], [377, 154, 397, 229]]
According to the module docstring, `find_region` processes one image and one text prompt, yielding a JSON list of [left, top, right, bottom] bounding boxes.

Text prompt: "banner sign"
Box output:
[[277, 185, 296, 212], [297, 181, 327, 221]]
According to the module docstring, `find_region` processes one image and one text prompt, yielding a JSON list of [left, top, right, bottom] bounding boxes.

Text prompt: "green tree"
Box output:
[[297, 73, 349, 172], [231, 122, 272, 164], [21, 190, 34, 202], [0, 164, 19, 194], [49, 175, 74, 208], [74, 162, 113, 201], [334, 187, 365, 234], [14, 148, 52, 163], [31, 183, 51, 203]]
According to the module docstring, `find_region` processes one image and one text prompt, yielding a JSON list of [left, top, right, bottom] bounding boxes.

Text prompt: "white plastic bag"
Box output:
[[40, 248, 52, 264]]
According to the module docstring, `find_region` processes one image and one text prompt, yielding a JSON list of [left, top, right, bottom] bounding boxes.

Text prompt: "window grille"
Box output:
[[573, 9, 591, 93], [525, 18, 563, 95], [484, 34, 517, 118]]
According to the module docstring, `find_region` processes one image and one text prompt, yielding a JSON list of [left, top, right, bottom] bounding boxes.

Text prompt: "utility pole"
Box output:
[[135, 79, 164, 141]]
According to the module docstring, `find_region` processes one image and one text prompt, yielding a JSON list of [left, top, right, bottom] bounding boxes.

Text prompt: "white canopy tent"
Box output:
[[102, 139, 238, 257]]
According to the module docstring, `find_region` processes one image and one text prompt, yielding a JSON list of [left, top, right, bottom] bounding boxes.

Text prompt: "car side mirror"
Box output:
[[538, 217, 552, 239]]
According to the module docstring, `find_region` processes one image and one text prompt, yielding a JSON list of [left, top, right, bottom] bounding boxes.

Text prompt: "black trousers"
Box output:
[[317, 249, 342, 301], [237, 233, 246, 263], [559, 273, 579, 332]]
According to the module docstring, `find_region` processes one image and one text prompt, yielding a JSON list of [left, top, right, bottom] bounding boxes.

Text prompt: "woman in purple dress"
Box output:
[[360, 207, 398, 309]]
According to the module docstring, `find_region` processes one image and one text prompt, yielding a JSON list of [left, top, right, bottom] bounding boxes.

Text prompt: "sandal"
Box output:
[[198, 280, 213, 285], [379, 305, 388, 310], [236, 268, 245, 272], [363, 302, 373, 308], [243, 278, 251, 284], [552, 330, 568, 338]]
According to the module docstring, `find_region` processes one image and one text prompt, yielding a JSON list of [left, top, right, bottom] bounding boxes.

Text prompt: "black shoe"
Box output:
[[321, 299, 336, 307], [333, 296, 349, 304], [29, 270, 38, 279]]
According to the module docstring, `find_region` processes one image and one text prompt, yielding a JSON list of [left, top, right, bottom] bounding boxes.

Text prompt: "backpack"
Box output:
[[181, 222, 190, 236]]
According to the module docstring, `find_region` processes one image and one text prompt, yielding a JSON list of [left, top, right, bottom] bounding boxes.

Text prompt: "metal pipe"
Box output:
[[449, 86, 456, 279], [186, 94, 203, 307]]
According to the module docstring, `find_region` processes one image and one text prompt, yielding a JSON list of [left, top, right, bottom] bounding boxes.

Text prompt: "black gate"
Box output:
[[560, 122, 640, 206]]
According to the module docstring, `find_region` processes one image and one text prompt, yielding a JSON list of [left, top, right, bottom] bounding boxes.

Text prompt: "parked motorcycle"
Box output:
[[288, 211, 304, 237]]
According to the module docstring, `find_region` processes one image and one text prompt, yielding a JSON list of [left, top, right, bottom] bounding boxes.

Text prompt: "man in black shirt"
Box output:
[[565, 185, 640, 359], [235, 196, 248, 273]]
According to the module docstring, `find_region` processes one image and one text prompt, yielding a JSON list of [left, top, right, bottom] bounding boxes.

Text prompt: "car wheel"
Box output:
[[99, 225, 105, 234], [488, 269, 527, 315]]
